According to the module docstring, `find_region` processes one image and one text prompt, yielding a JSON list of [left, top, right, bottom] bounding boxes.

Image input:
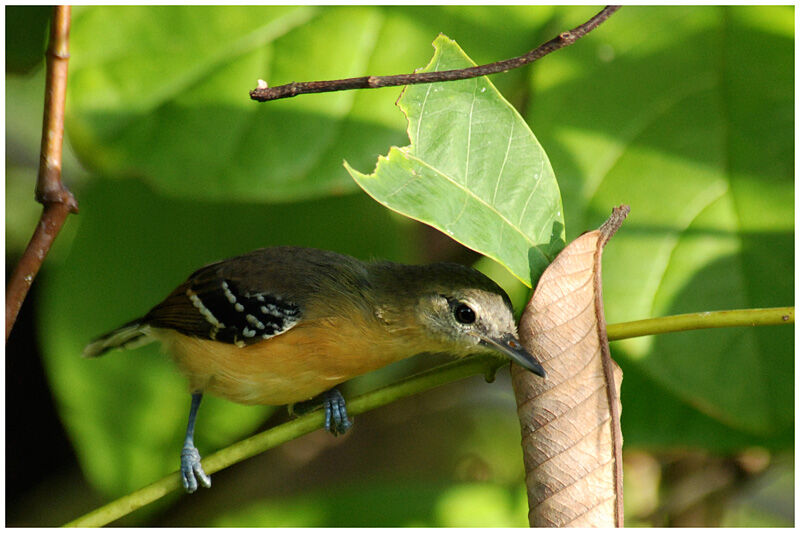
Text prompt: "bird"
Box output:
[[84, 246, 546, 493]]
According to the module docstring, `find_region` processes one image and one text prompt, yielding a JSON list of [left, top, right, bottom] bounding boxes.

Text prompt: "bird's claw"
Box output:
[[323, 389, 352, 436], [181, 445, 211, 493]]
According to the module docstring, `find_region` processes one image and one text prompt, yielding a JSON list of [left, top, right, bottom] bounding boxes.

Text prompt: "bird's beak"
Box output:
[[480, 333, 546, 378]]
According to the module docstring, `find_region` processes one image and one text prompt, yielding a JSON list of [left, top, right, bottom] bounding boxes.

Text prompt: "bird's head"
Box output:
[[408, 263, 546, 378]]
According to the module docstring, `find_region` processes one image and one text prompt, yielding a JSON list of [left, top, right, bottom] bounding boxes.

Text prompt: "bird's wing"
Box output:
[[145, 266, 302, 347]]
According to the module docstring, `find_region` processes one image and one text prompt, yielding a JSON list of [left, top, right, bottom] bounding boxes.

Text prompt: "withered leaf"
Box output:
[[511, 205, 628, 528]]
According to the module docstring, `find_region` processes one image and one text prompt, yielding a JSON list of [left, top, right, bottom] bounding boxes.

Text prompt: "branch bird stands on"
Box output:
[[85, 246, 546, 492]]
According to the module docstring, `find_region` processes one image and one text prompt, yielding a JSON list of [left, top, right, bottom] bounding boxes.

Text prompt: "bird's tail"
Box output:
[[83, 319, 154, 358]]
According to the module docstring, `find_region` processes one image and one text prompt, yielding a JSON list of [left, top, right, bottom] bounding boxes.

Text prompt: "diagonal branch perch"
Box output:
[[6, 5, 78, 342], [250, 5, 621, 102]]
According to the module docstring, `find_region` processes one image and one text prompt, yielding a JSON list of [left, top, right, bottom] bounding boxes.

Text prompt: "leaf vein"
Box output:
[[528, 415, 611, 470], [518, 155, 546, 226], [402, 152, 548, 264], [413, 54, 442, 146], [492, 110, 514, 205], [530, 458, 615, 509]]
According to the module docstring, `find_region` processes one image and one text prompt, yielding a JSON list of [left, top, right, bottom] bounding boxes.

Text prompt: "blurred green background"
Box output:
[[6, 6, 793, 526]]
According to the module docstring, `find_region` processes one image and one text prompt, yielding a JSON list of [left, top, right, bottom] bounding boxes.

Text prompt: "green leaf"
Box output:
[[529, 6, 793, 445], [5, 6, 51, 74], [64, 6, 552, 203], [347, 35, 564, 287], [66, 6, 400, 202]]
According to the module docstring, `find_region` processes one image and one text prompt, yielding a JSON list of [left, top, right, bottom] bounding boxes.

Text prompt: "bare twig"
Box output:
[[250, 5, 621, 102], [6, 5, 78, 342]]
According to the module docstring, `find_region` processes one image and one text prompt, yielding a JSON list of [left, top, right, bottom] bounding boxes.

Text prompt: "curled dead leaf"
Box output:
[[511, 205, 629, 527]]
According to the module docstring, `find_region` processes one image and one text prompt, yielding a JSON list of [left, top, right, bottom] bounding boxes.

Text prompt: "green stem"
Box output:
[[606, 306, 793, 340], [63, 306, 793, 527]]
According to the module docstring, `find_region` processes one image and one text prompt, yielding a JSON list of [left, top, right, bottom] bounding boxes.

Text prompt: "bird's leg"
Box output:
[[287, 396, 320, 417], [180, 392, 211, 493], [290, 388, 353, 436], [322, 388, 352, 436]]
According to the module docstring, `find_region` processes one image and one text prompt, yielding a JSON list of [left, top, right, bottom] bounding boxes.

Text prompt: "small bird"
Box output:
[[84, 246, 546, 493]]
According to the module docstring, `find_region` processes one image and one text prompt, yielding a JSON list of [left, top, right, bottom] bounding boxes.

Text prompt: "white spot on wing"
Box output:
[[222, 281, 238, 304], [187, 288, 225, 328], [246, 314, 265, 329]]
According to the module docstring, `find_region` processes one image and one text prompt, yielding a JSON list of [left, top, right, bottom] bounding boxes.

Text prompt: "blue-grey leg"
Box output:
[[181, 392, 211, 493], [322, 388, 352, 436]]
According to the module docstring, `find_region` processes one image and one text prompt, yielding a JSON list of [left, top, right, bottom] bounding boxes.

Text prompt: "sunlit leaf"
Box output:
[[347, 35, 564, 287]]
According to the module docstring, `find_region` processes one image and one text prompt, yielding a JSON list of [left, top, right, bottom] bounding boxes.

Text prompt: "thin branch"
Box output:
[[250, 6, 621, 102], [6, 5, 78, 342], [63, 306, 792, 528]]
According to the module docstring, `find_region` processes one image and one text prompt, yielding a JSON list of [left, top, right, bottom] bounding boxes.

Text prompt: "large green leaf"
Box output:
[[5, 6, 51, 74], [529, 6, 793, 446], [66, 6, 396, 201], [65, 6, 552, 202], [347, 35, 564, 287]]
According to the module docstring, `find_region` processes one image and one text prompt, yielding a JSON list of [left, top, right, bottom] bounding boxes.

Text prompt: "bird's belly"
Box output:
[[151, 319, 401, 405]]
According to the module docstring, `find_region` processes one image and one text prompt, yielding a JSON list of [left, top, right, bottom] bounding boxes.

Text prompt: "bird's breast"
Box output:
[[151, 313, 416, 405]]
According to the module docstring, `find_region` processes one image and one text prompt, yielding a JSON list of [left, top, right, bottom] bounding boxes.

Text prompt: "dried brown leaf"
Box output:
[[511, 205, 629, 527]]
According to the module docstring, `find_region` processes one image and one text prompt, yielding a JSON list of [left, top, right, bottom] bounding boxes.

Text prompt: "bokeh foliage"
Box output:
[[6, 5, 792, 526], [529, 6, 793, 449]]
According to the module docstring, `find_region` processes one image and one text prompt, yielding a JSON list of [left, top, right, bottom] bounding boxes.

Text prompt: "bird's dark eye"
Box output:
[[454, 303, 476, 324]]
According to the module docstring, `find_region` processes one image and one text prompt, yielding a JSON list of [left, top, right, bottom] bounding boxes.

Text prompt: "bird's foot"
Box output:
[[181, 444, 211, 493], [323, 388, 352, 436]]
